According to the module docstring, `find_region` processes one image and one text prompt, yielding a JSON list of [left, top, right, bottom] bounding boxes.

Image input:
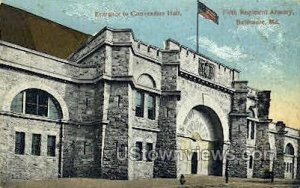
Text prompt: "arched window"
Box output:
[[285, 143, 294, 155], [137, 74, 156, 88], [11, 89, 62, 120]]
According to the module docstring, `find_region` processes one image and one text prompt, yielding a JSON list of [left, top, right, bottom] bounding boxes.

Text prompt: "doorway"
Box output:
[[191, 152, 198, 174]]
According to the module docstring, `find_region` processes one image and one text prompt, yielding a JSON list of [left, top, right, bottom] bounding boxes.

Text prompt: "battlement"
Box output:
[[68, 27, 162, 63], [165, 39, 240, 87]]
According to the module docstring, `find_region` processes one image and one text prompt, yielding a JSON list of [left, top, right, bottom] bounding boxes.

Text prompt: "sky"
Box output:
[[3, 0, 300, 129]]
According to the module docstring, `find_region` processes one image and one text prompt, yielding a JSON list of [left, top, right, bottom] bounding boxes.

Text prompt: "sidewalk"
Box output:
[[1, 175, 300, 188]]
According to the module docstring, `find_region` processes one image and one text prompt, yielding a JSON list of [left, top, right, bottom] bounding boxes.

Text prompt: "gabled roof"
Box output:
[[0, 3, 91, 59]]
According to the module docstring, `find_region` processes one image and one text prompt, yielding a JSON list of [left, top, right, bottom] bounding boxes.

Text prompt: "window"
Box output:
[[147, 95, 156, 120], [11, 89, 62, 120], [11, 92, 23, 113], [83, 141, 87, 155], [117, 143, 126, 158], [146, 143, 153, 162], [47, 136, 56, 157], [15, 132, 25, 155], [31, 134, 41, 156], [247, 120, 250, 138], [290, 163, 293, 173], [250, 121, 255, 139], [135, 91, 144, 117], [25, 90, 48, 116], [135, 142, 143, 161], [284, 162, 286, 171], [249, 156, 253, 169], [285, 143, 295, 155]]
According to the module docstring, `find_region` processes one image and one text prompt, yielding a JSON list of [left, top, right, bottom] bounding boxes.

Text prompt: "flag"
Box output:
[[198, 1, 219, 24]]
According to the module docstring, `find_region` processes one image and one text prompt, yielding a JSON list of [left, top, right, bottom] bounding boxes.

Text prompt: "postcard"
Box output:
[[0, 0, 299, 187]]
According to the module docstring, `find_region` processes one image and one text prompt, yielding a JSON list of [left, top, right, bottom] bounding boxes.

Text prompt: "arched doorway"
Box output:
[[178, 105, 224, 176]]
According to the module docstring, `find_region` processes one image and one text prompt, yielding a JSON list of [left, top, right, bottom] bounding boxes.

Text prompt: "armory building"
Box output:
[[0, 3, 299, 182]]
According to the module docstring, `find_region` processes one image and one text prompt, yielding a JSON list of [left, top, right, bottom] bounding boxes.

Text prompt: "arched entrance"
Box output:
[[177, 105, 224, 176]]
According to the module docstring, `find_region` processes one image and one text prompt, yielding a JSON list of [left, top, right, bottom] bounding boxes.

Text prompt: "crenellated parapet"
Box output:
[[165, 39, 240, 88]]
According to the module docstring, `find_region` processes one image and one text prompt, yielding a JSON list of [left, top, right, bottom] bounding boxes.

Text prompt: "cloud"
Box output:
[[229, 24, 286, 47], [61, 1, 124, 22], [188, 36, 250, 62]]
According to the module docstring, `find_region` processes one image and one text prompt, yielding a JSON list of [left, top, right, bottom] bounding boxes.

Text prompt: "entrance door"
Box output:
[[191, 152, 198, 174]]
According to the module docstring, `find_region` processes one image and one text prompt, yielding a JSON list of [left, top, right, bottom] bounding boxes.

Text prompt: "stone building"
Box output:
[[0, 5, 299, 182]]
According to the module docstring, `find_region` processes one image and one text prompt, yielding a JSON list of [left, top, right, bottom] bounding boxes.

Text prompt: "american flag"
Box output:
[[198, 1, 219, 24]]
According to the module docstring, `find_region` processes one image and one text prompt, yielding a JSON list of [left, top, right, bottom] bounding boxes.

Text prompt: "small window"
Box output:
[[284, 162, 286, 172], [115, 95, 121, 107], [15, 132, 25, 155], [135, 91, 144, 117], [147, 95, 156, 120], [285, 143, 295, 155], [31, 134, 41, 156], [249, 156, 253, 169], [290, 163, 293, 173], [250, 121, 255, 139], [47, 136, 56, 157], [146, 143, 153, 162], [83, 141, 87, 155], [135, 142, 143, 161], [247, 120, 250, 138], [117, 143, 126, 158]]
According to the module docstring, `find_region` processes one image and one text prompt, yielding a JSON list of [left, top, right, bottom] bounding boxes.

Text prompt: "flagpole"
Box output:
[[196, 0, 199, 53]]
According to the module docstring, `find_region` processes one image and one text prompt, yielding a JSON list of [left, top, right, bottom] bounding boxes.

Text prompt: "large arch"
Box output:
[[177, 105, 224, 176], [177, 94, 229, 141], [1, 81, 69, 120]]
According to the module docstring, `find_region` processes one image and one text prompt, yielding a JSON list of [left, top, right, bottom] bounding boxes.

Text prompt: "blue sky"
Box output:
[[3, 0, 300, 128]]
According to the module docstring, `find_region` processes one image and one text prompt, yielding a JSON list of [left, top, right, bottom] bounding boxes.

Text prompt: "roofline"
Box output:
[[270, 121, 300, 132], [166, 38, 240, 73], [68, 26, 162, 59], [0, 3, 91, 37]]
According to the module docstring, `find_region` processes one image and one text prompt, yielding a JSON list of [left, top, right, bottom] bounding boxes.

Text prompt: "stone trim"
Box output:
[[1, 81, 70, 120], [177, 134, 218, 143], [229, 113, 249, 117], [0, 111, 103, 126], [132, 126, 160, 132], [0, 111, 61, 123], [179, 69, 234, 94], [0, 40, 70, 64], [73, 40, 162, 65]]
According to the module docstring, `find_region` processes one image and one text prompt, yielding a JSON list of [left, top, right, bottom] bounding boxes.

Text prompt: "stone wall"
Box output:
[[228, 81, 248, 178], [274, 122, 286, 178], [62, 123, 101, 178], [0, 115, 60, 181], [101, 83, 129, 179], [153, 51, 179, 178], [100, 35, 131, 180]]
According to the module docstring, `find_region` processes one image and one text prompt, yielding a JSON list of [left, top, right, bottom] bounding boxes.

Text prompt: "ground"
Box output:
[[1, 175, 300, 188]]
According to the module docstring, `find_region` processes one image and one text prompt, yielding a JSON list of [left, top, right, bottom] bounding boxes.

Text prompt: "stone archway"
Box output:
[[177, 105, 224, 176], [1, 81, 69, 120]]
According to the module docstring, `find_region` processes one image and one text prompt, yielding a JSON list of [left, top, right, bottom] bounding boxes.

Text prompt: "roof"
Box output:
[[0, 3, 91, 59]]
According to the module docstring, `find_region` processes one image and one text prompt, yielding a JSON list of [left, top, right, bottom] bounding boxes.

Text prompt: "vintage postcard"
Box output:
[[0, 0, 299, 187]]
